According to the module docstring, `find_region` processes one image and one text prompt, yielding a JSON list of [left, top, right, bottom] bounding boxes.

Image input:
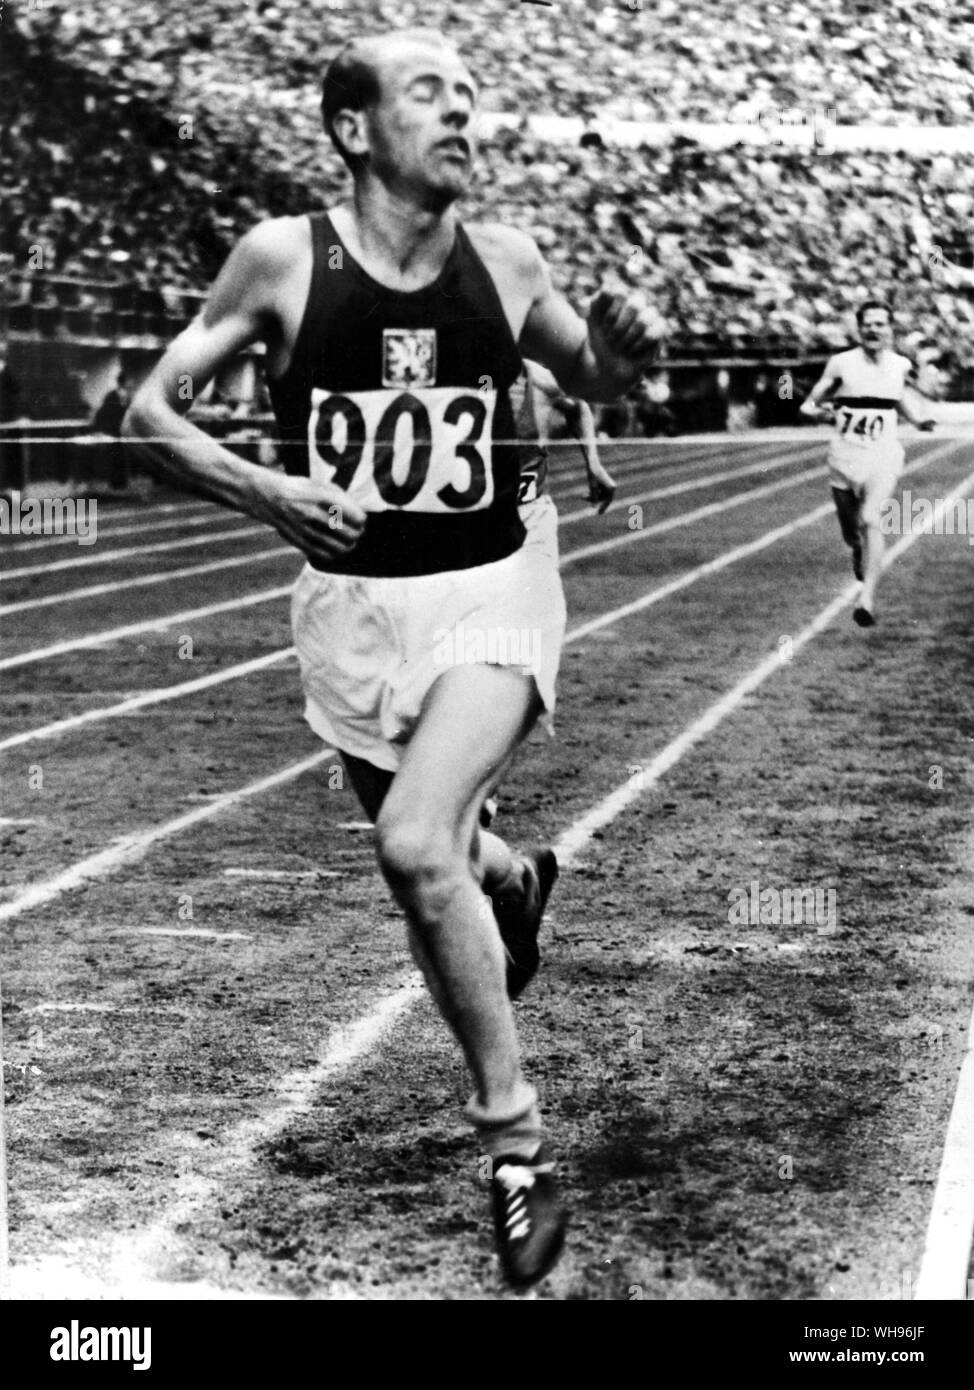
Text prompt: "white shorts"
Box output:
[[828, 442, 905, 528], [519, 491, 560, 560], [291, 513, 566, 772]]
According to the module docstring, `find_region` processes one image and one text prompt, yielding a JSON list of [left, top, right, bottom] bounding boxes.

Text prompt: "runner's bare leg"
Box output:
[[373, 664, 540, 1118], [342, 755, 533, 926], [858, 517, 885, 615]]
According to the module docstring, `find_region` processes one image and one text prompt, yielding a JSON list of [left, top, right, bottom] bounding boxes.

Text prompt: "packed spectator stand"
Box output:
[[2, 0, 973, 464]]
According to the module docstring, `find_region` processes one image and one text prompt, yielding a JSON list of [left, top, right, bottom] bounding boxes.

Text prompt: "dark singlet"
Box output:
[[267, 212, 525, 578]]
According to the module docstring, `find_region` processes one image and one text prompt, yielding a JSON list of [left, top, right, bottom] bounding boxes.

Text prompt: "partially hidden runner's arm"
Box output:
[[123, 220, 365, 569], [552, 395, 616, 514], [895, 373, 936, 431], [799, 357, 841, 424], [517, 238, 666, 403]]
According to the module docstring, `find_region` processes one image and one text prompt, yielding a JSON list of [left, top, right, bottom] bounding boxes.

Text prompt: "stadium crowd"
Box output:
[[10, 0, 974, 126], [3, 0, 973, 382]]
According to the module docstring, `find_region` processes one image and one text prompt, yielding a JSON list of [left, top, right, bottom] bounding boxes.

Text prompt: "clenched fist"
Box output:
[[252, 470, 366, 569], [587, 286, 667, 383]]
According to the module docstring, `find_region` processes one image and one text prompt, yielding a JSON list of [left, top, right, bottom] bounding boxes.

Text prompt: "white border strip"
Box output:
[[914, 976, 974, 1300]]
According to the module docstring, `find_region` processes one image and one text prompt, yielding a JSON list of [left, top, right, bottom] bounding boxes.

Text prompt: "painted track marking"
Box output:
[[0, 585, 294, 673], [0, 751, 334, 928], [1, 523, 266, 581], [914, 988, 974, 1300], [0, 441, 954, 747], [9, 448, 969, 1298], [1, 456, 829, 669], [2, 441, 796, 585], [555, 443, 818, 524], [0, 547, 296, 617], [1, 509, 255, 555], [0, 450, 803, 614]]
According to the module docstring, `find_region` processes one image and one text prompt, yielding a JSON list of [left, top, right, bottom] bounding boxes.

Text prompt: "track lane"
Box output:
[[6, 445, 971, 1299]]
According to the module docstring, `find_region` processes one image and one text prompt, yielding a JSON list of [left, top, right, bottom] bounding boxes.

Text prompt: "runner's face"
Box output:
[[860, 311, 892, 353], [368, 44, 478, 203]]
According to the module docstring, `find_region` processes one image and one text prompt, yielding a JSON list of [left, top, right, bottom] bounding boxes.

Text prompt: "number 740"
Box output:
[[839, 410, 883, 440]]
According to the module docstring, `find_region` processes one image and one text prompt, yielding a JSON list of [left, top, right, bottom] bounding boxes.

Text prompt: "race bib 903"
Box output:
[[307, 386, 496, 514]]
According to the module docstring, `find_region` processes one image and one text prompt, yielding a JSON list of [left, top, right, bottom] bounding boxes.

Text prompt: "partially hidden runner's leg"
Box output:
[[857, 515, 884, 621], [340, 753, 393, 824], [831, 485, 864, 579], [856, 463, 899, 624], [372, 662, 544, 1158]]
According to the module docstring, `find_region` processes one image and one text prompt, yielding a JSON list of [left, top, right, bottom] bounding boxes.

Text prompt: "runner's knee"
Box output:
[[375, 813, 467, 911]]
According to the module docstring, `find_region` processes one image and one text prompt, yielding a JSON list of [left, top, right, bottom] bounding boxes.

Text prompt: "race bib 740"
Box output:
[[833, 406, 896, 448], [307, 387, 496, 514]]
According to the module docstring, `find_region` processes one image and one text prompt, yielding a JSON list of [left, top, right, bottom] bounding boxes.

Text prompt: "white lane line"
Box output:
[[9, 450, 969, 1301], [0, 750, 334, 927], [0, 651, 298, 752], [0, 483, 860, 915], [0, 584, 294, 673], [559, 438, 948, 566], [560, 466, 974, 1304], [1, 523, 266, 581], [0, 457, 800, 616], [2, 445, 795, 588], [139, 928, 253, 942], [9, 974, 424, 1300], [896, 476, 974, 1301], [914, 951, 974, 1300], [545, 436, 792, 487], [9, 1261, 295, 1301], [25, 1002, 143, 1014], [545, 442, 801, 506], [555, 461, 972, 853], [564, 502, 833, 643], [0, 547, 296, 617], [0, 509, 253, 556], [556, 446, 818, 525], [2, 462, 819, 669], [561, 464, 823, 566], [555, 585, 858, 862], [0, 441, 954, 749], [224, 868, 344, 880], [82, 500, 220, 525], [562, 439, 958, 644]]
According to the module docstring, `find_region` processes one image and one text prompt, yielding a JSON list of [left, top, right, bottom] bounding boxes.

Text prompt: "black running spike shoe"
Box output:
[[491, 1147, 567, 1288], [492, 849, 559, 1000]]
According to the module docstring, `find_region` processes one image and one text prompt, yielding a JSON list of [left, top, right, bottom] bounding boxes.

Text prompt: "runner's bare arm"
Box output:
[[555, 397, 616, 513], [515, 239, 666, 402], [124, 221, 365, 566], [799, 358, 841, 421], [895, 395, 936, 430], [895, 369, 936, 430]]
